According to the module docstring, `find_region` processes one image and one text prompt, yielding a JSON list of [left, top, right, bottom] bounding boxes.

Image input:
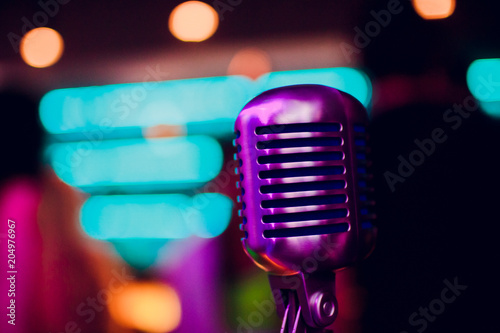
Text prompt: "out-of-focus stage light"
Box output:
[[467, 58, 500, 118], [80, 193, 233, 239], [467, 58, 500, 102], [227, 48, 272, 80], [20, 27, 64, 68], [46, 136, 223, 192], [143, 124, 186, 138], [169, 1, 219, 42], [412, 0, 455, 20], [40, 68, 372, 140], [477, 102, 500, 118], [111, 239, 170, 270], [39, 76, 253, 137], [108, 281, 181, 333], [258, 67, 373, 108]]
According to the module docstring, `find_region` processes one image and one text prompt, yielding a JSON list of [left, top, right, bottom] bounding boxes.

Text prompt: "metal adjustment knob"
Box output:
[[310, 292, 337, 327]]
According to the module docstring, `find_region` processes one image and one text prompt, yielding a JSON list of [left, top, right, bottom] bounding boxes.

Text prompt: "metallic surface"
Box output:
[[235, 84, 376, 273], [234, 85, 377, 330]]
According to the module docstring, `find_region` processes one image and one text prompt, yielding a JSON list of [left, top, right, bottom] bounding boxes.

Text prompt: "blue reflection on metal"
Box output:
[[80, 193, 233, 239], [47, 135, 223, 192]]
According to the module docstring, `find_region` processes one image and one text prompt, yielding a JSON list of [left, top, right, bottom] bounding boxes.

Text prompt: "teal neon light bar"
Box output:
[[478, 101, 500, 117], [257, 67, 372, 107], [80, 193, 233, 239], [47, 135, 223, 192], [467, 58, 500, 103], [39, 68, 372, 138], [39, 75, 255, 136], [467, 58, 500, 117]]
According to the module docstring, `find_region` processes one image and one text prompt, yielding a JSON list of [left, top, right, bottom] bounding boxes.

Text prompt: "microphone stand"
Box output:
[[269, 271, 337, 333]]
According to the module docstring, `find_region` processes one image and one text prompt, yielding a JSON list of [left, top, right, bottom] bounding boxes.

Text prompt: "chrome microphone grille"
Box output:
[[234, 85, 376, 274]]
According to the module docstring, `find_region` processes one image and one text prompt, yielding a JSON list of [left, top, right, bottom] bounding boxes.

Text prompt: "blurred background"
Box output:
[[0, 1, 499, 332]]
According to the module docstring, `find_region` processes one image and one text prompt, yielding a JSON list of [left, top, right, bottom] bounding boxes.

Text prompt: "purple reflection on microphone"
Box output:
[[234, 85, 377, 332]]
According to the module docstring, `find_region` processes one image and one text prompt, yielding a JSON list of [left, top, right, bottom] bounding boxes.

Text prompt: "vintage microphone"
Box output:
[[233, 85, 377, 333]]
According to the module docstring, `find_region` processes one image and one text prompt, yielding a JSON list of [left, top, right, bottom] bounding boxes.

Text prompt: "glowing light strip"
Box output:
[[80, 193, 233, 239], [467, 58, 500, 103], [40, 68, 372, 137], [258, 67, 372, 107], [39, 75, 255, 135], [478, 101, 500, 118], [47, 135, 223, 192]]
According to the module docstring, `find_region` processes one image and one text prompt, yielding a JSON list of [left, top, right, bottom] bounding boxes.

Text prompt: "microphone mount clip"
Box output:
[[269, 271, 337, 333]]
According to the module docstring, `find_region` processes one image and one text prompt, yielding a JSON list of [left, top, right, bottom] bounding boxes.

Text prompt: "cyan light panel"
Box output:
[[40, 75, 255, 135], [257, 67, 372, 107], [478, 101, 500, 118], [80, 193, 233, 240], [39, 68, 373, 139], [111, 239, 171, 270], [47, 135, 223, 192], [81, 194, 192, 239], [467, 58, 500, 103], [191, 193, 233, 238]]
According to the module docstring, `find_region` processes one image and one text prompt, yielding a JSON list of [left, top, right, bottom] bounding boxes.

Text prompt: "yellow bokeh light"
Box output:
[[20, 27, 64, 68], [227, 47, 272, 80], [412, 0, 456, 20], [108, 281, 182, 333], [169, 1, 219, 42]]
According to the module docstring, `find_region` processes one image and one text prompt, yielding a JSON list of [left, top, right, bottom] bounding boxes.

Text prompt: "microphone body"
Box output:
[[234, 85, 376, 331]]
